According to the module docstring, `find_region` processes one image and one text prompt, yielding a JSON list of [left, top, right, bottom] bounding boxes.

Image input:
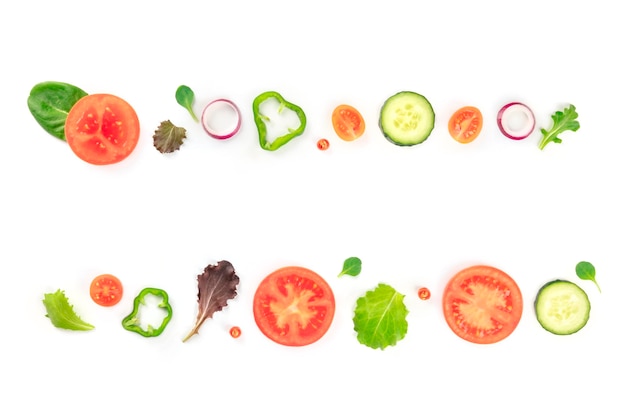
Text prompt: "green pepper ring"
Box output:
[[121, 287, 173, 337], [252, 91, 307, 151]]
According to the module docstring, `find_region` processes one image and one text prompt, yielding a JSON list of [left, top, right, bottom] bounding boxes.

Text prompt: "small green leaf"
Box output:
[[353, 283, 408, 350], [175, 85, 199, 122], [338, 257, 362, 277], [575, 261, 601, 293], [42, 290, 95, 331], [27, 81, 88, 140]]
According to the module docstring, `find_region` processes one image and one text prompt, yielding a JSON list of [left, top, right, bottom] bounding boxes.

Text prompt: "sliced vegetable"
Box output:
[[317, 138, 330, 150], [379, 91, 435, 146], [338, 256, 362, 277], [183, 260, 240, 342], [89, 274, 123, 307], [122, 287, 173, 338], [65, 93, 140, 165], [442, 265, 523, 344], [534, 280, 590, 335], [332, 104, 365, 141], [253, 91, 307, 151], [42, 289, 94, 331], [353, 283, 408, 350], [229, 326, 242, 338], [27, 81, 88, 140], [201, 98, 242, 140], [497, 102, 535, 140], [538, 104, 580, 150], [253, 266, 335, 346], [175, 85, 199, 122], [417, 287, 431, 300], [153, 120, 187, 153], [448, 106, 483, 143], [576, 261, 601, 293]]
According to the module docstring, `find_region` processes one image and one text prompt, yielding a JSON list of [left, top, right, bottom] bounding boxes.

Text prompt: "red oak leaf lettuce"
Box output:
[[183, 260, 239, 342]]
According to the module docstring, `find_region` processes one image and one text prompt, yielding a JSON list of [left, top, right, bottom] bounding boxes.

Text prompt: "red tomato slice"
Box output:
[[90, 274, 123, 307], [65, 94, 140, 165], [332, 104, 365, 141], [448, 106, 483, 143], [253, 266, 335, 346], [442, 265, 523, 344]]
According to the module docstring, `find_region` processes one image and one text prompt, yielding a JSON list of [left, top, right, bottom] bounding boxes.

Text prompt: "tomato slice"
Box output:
[[253, 266, 335, 346], [331, 104, 365, 141], [90, 274, 123, 307], [65, 94, 140, 165], [448, 106, 483, 143], [442, 265, 523, 344]]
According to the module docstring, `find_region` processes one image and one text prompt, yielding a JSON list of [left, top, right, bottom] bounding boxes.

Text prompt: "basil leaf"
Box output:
[[338, 256, 362, 277], [27, 81, 88, 140]]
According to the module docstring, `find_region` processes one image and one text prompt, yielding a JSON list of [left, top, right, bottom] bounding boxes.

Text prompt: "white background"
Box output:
[[2, 0, 624, 415]]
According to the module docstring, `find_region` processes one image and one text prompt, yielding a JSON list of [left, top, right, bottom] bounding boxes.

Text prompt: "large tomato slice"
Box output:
[[442, 265, 523, 344], [253, 266, 335, 346], [448, 106, 483, 143], [332, 104, 365, 141], [65, 93, 140, 165]]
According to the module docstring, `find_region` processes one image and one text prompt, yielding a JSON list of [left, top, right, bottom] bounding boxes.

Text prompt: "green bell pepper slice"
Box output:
[[122, 287, 173, 337], [252, 91, 307, 151]]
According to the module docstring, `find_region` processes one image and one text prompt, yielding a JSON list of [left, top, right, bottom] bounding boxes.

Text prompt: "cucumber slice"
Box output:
[[379, 91, 435, 146], [534, 280, 590, 335]]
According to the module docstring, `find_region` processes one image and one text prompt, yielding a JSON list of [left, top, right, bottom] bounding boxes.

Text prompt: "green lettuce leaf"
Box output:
[[353, 283, 408, 349], [42, 289, 95, 331]]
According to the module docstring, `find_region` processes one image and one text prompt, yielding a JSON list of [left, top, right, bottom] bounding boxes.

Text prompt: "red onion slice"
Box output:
[[201, 98, 242, 140], [497, 102, 535, 140]]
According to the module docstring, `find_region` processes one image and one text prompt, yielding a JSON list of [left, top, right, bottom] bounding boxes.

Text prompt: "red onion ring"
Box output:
[[497, 102, 535, 140], [201, 98, 242, 140]]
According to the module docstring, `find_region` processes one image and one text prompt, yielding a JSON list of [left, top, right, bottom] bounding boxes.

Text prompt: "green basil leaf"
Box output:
[[27, 81, 88, 140]]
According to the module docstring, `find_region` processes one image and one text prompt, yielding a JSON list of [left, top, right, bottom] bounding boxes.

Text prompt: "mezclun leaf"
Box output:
[[338, 256, 362, 277], [175, 85, 199, 122], [42, 289, 95, 331], [153, 120, 187, 153], [576, 261, 601, 293]]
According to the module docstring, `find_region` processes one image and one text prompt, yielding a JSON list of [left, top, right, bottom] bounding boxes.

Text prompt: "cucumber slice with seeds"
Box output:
[[534, 280, 590, 335], [379, 91, 435, 146]]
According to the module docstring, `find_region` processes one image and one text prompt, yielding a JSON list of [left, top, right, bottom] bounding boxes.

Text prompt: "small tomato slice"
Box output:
[[253, 266, 335, 346], [65, 94, 140, 165], [442, 265, 523, 344], [448, 106, 483, 143], [332, 104, 365, 141], [90, 274, 123, 307]]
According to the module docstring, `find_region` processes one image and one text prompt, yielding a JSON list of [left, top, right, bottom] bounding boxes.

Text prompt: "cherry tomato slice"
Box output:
[[65, 94, 140, 165], [448, 106, 483, 144], [418, 287, 431, 300], [332, 104, 365, 141], [90, 274, 123, 307], [253, 266, 335, 346], [229, 326, 242, 338], [442, 265, 523, 344]]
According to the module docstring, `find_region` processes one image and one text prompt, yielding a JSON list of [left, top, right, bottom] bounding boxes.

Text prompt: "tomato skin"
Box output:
[[442, 265, 523, 344], [90, 274, 123, 307], [65, 94, 140, 165], [448, 106, 483, 143], [331, 104, 365, 141], [253, 266, 335, 347]]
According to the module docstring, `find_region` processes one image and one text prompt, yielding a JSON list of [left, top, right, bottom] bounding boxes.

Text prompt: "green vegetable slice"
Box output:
[[27, 81, 88, 140], [534, 280, 590, 335], [42, 290, 95, 331], [379, 91, 435, 146], [353, 283, 408, 349]]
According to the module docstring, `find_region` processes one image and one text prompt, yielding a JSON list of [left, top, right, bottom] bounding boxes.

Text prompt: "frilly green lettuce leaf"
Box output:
[[42, 289, 94, 331]]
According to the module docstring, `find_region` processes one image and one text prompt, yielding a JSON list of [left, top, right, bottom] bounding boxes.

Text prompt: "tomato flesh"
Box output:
[[442, 265, 523, 344], [65, 94, 140, 165], [332, 104, 365, 141], [90, 274, 123, 307], [448, 106, 483, 143], [253, 266, 335, 346]]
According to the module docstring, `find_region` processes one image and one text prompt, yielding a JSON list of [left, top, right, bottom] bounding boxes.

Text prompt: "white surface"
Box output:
[[2, 0, 624, 415]]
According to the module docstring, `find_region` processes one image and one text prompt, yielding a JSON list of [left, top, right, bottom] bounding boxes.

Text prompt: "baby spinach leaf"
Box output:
[[175, 85, 199, 122], [353, 283, 408, 350], [338, 256, 362, 277], [27, 81, 88, 140], [42, 289, 94, 331], [576, 261, 601, 293]]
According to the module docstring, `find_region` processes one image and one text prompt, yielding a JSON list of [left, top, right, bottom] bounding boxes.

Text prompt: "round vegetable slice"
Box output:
[[90, 274, 123, 307], [253, 266, 335, 347], [448, 106, 483, 143], [534, 280, 590, 335], [65, 94, 140, 165], [332, 104, 365, 141], [201, 98, 242, 140], [496, 102, 535, 140], [379, 91, 435, 146], [442, 265, 523, 344]]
